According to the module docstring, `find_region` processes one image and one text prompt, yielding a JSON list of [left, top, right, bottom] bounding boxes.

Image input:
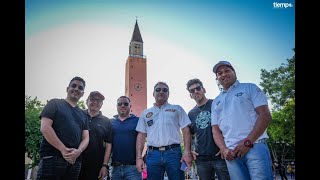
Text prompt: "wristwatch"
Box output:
[[243, 138, 253, 148]]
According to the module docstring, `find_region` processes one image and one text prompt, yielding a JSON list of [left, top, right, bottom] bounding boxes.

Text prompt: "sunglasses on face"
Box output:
[[70, 84, 84, 91], [155, 88, 169, 93], [189, 86, 202, 93], [117, 102, 129, 106]]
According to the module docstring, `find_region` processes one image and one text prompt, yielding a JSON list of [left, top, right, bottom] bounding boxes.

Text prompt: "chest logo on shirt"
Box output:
[[146, 112, 153, 118], [165, 109, 176, 112], [235, 92, 244, 97], [147, 119, 153, 126], [196, 111, 211, 129]]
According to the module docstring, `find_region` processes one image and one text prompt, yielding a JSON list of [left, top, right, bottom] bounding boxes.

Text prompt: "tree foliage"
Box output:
[[260, 48, 295, 110], [77, 100, 86, 109], [25, 95, 44, 167], [25, 96, 86, 167], [260, 48, 295, 161]]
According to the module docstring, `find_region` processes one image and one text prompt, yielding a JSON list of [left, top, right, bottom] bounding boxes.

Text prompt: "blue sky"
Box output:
[[25, 0, 295, 117]]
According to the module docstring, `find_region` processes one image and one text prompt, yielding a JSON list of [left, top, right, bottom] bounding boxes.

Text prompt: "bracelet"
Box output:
[[184, 152, 191, 155], [102, 163, 109, 170], [136, 157, 143, 160]]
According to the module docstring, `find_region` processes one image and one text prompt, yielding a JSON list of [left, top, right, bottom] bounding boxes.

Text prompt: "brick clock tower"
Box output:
[[125, 20, 147, 116]]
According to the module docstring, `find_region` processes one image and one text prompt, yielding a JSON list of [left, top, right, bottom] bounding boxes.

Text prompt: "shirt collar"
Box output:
[[222, 80, 239, 93], [153, 101, 169, 108]]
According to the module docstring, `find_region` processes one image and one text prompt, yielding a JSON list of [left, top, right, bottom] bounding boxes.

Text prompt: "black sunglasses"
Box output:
[[70, 84, 84, 91], [189, 86, 202, 93], [155, 88, 169, 93], [117, 102, 129, 106]]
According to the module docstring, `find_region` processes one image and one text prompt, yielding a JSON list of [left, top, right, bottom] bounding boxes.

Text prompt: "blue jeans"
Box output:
[[111, 165, 141, 180], [195, 158, 230, 180], [225, 141, 273, 180], [36, 156, 82, 180], [146, 146, 184, 180]]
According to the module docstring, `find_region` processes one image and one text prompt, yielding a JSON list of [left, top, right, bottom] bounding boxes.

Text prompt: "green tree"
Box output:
[[260, 48, 295, 162], [78, 100, 86, 109], [25, 95, 44, 167], [25, 96, 86, 167]]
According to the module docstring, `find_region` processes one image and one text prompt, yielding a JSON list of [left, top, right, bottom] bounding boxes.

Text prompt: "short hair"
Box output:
[[186, 78, 203, 91], [117, 96, 131, 103], [153, 81, 169, 91], [69, 76, 86, 87]]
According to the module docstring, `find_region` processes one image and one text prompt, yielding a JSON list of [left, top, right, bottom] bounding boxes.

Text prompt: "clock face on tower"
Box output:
[[134, 45, 140, 54], [134, 83, 142, 91]]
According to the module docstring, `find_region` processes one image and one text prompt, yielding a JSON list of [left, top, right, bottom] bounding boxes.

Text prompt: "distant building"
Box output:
[[125, 20, 147, 116]]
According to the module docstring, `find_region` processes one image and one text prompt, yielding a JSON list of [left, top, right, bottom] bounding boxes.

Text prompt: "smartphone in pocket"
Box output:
[[180, 161, 188, 171]]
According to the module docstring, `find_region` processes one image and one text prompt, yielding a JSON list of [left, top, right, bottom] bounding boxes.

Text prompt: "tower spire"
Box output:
[[131, 19, 143, 43]]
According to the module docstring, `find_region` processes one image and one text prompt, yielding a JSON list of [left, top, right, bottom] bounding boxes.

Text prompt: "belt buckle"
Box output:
[[159, 147, 165, 151]]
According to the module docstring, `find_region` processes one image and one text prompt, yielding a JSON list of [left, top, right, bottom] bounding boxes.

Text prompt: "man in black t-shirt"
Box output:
[[37, 76, 90, 180], [186, 78, 230, 180]]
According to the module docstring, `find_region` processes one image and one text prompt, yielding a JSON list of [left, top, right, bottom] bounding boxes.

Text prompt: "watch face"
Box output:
[[244, 139, 253, 147], [134, 83, 142, 91]]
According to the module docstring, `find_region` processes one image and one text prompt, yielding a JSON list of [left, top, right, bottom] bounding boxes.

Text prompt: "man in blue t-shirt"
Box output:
[[111, 96, 142, 180]]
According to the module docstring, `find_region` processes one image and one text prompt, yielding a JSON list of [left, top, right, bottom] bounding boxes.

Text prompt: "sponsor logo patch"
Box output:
[[147, 119, 153, 126], [146, 112, 153, 118]]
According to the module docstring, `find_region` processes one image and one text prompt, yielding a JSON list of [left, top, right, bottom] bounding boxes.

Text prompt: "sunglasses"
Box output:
[[155, 88, 169, 93], [70, 84, 84, 91], [117, 102, 129, 106], [189, 86, 202, 93]]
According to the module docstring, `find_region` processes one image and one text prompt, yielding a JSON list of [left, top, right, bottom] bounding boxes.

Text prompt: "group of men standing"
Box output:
[[36, 61, 274, 180]]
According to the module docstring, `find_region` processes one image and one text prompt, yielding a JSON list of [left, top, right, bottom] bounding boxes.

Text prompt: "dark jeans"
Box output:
[[36, 156, 81, 180], [195, 158, 230, 180]]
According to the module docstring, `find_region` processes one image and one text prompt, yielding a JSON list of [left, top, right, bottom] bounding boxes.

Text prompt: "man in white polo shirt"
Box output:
[[211, 61, 273, 180], [135, 81, 192, 180]]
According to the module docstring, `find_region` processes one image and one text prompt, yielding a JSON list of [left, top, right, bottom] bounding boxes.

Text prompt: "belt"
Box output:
[[148, 144, 180, 151], [111, 162, 136, 167]]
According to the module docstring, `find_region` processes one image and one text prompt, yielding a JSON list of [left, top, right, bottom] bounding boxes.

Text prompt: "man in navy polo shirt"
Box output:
[[111, 96, 142, 180]]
